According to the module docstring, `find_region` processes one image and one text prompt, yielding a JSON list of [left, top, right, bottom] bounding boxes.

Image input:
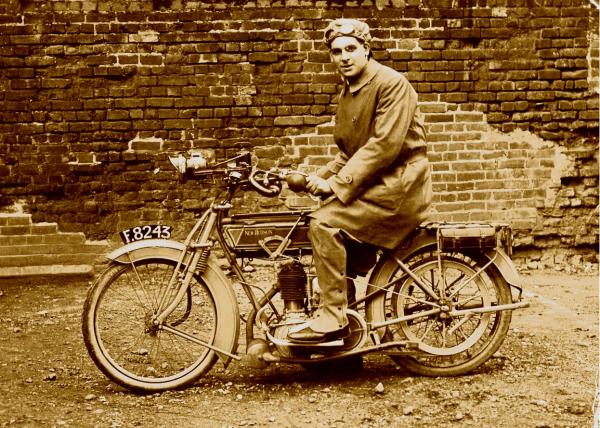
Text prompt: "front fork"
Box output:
[[152, 208, 215, 326], [152, 245, 210, 327]]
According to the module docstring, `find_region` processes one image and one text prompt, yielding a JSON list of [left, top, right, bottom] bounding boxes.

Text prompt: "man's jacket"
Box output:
[[310, 59, 432, 250]]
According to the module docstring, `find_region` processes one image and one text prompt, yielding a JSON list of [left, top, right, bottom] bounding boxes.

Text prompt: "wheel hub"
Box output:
[[438, 300, 452, 320], [144, 312, 160, 336]]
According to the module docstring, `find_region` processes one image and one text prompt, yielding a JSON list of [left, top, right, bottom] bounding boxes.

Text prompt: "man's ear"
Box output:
[[364, 42, 371, 57]]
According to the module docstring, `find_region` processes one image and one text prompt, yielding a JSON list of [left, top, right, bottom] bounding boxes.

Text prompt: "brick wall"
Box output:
[[0, 0, 598, 269]]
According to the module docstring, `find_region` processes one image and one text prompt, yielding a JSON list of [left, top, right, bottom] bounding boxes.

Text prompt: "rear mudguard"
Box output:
[[366, 229, 523, 335], [106, 239, 240, 365], [368, 230, 523, 289]]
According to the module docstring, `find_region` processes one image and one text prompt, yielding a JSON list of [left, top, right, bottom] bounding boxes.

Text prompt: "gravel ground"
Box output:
[[0, 270, 598, 428]]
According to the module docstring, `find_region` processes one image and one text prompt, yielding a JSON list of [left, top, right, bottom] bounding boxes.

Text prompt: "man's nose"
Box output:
[[341, 50, 350, 61]]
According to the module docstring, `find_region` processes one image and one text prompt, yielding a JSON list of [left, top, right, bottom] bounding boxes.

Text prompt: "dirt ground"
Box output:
[[0, 270, 598, 428]]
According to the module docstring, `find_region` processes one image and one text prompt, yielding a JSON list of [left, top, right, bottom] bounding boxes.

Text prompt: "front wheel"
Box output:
[[82, 259, 220, 392], [369, 249, 512, 377]]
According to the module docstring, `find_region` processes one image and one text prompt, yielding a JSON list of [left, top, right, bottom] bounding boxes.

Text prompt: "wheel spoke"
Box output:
[[456, 293, 483, 308], [399, 292, 440, 309], [418, 318, 435, 342]]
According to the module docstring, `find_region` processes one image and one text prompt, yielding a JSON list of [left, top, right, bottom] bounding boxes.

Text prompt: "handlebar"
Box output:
[[168, 149, 309, 197], [248, 168, 308, 197], [248, 170, 282, 197]]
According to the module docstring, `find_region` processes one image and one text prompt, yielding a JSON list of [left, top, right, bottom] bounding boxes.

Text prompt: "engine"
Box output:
[[247, 260, 367, 366], [259, 261, 310, 358]]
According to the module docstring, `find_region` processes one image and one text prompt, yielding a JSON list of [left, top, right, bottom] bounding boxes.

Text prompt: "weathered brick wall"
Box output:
[[0, 0, 598, 269]]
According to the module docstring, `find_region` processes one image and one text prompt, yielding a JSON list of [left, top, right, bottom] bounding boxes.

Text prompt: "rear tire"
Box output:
[[369, 249, 512, 377], [82, 259, 219, 392]]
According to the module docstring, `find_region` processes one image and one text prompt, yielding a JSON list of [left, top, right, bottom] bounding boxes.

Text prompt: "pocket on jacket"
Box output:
[[361, 158, 428, 210]]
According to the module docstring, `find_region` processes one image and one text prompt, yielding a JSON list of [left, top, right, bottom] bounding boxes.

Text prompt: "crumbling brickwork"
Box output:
[[0, 0, 597, 269]]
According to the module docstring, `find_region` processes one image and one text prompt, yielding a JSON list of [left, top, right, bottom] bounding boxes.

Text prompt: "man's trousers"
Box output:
[[307, 219, 376, 333]]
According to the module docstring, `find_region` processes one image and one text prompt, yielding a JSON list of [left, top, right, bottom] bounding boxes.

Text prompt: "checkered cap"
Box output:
[[323, 18, 372, 47]]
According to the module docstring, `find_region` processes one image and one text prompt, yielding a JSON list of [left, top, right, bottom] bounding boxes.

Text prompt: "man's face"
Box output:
[[329, 36, 369, 80]]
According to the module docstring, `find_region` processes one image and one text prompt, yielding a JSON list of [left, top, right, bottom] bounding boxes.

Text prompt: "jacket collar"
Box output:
[[345, 59, 379, 94]]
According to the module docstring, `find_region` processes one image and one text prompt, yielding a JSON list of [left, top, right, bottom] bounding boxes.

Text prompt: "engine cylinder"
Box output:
[[278, 261, 307, 312]]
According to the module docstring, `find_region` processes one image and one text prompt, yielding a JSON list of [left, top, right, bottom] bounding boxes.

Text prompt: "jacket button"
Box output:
[[343, 175, 353, 184]]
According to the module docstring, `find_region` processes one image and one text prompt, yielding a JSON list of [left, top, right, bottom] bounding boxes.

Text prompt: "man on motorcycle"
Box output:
[[288, 18, 432, 344]]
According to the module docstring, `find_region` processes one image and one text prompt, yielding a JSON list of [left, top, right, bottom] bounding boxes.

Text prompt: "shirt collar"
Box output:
[[346, 59, 379, 94]]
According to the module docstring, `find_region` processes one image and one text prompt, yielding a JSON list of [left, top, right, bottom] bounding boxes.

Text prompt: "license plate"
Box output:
[[119, 225, 172, 244]]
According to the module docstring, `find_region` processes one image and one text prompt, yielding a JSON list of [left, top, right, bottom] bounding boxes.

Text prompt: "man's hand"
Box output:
[[306, 175, 333, 197]]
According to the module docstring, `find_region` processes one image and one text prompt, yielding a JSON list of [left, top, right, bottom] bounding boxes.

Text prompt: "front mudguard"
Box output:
[[106, 239, 240, 365]]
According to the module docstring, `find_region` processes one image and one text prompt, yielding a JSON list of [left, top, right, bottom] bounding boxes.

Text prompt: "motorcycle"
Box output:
[[82, 149, 529, 392]]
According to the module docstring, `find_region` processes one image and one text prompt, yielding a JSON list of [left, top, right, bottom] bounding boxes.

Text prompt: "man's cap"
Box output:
[[323, 18, 372, 47]]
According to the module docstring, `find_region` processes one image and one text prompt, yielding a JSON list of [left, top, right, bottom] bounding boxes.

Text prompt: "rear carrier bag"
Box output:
[[435, 223, 512, 254]]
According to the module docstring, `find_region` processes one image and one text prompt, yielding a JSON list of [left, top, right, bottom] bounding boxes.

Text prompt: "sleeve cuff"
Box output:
[[327, 175, 355, 205]]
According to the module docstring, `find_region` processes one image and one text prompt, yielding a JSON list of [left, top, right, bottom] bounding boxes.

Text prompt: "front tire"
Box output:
[[82, 259, 220, 392]]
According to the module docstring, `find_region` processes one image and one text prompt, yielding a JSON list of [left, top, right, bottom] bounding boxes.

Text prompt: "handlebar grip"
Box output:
[[285, 173, 307, 193]]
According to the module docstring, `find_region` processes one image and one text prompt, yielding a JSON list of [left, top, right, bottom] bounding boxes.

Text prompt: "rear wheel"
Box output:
[[371, 250, 512, 376], [82, 259, 219, 392]]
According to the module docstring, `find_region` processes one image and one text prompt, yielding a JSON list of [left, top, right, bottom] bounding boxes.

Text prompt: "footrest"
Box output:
[[266, 331, 344, 347]]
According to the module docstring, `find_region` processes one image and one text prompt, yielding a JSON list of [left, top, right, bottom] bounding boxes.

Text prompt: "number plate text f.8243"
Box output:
[[119, 225, 172, 244]]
